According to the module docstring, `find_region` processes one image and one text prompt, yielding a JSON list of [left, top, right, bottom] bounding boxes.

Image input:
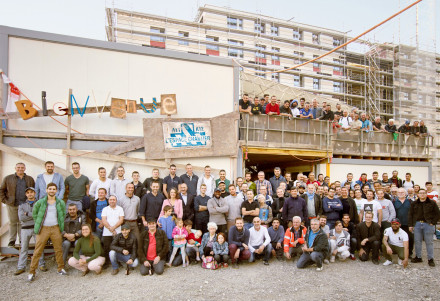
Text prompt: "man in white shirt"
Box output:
[[101, 195, 124, 268], [248, 217, 272, 265], [359, 190, 383, 225], [382, 218, 409, 268], [197, 165, 216, 197], [89, 167, 111, 200], [110, 166, 130, 201], [353, 189, 366, 215], [425, 181, 439, 205]]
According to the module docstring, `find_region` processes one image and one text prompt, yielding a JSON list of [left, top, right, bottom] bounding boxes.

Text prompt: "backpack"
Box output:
[[202, 256, 219, 270]]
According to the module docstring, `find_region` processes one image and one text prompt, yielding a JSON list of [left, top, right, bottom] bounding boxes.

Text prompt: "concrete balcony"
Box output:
[[239, 114, 433, 160]]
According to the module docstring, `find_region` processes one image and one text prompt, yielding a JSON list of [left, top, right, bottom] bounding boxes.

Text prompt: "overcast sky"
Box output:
[[0, 0, 438, 52]]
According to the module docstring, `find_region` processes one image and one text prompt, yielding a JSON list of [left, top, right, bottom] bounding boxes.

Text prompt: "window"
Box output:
[[403, 92, 409, 100], [293, 51, 304, 65], [293, 75, 302, 87], [333, 82, 342, 92], [312, 33, 320, 45], [271, 25, 279, 36], [333, 59, 343, 75], [227, 17, 243, 30], [228, 39, 244, 58], [271, 47, 280, 65], [255, 44, 266, 58], [206, 36, 219, 51], [178, 31, 189, 46], [293, 29, 303, 40], [313, 78, 320, 90], [150, 27, 165, 42], [272, 73, 280, 82], [313, 55, 321, 72], [333, 37, 342, 47], [254, 22, 265, 34]]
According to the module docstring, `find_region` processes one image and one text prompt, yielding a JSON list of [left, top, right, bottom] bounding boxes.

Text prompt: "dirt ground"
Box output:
[[0, 242, 438, 301]]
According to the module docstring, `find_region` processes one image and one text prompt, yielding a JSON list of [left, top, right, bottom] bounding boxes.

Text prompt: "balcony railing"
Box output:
[[239, 114, 433, 159]]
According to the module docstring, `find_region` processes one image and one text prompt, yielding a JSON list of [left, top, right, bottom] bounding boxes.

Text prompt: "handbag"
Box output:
[[202, 256, 218, 270]]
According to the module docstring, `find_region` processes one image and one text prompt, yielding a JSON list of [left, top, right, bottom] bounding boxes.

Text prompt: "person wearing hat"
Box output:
[[218, 181, 230, 198], [14, 187, 46, 275], [207, 188, 229, 234], [382, 218, 409, 268], [398, 120, 412, 135], [109, 223, 138, 275]]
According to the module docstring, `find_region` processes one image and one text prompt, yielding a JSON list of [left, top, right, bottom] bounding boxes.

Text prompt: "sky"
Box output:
[[0, 0, 438, 53]]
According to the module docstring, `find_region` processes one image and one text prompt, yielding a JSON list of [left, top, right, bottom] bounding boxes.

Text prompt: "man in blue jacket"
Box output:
[[35, 161, 65, 200], [322, 188, 343, 229]]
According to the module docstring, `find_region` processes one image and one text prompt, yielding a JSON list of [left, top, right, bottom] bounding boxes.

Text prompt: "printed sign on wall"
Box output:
[[163, 121, 212, 149]]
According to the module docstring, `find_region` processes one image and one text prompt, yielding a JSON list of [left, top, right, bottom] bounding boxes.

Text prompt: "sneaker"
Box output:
[[57, 269, 67, 276], [372, 259, 379, 265], [324, 259, 330, 265], [8, 241, 15, 247], [428, 259, 435, 267], [330, 256, 335, 263], [383, 260, 393, 266], [263, 260, 269, 266], [232, 262, 239, 269], [398, 258, 403, 266], [316, 266, 323, 271], [165, 263, 171, 267], [411, 257, 423, 263], [223, 263, 228, 268], [111, 268, 119, 275], [350, 254, 356, 261], [196, 257, 201, 262], [39, 265, 48, 272], [14, 269, 25, 276], [27, 274, 35, 282]]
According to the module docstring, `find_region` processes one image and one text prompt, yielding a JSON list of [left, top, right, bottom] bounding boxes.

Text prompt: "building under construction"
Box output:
[[104, 4, 440, 186]]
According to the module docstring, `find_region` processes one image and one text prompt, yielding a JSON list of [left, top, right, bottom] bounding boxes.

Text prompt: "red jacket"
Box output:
[[283, 225, 307, 252], [265, 103, 280, 115]]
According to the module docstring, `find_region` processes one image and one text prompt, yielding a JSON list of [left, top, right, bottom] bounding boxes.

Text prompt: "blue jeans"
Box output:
[[249, 244, 272, 262], [109, 250, 139, 270], [297, 251, 324, 268], [414, 221, 435, 260], [244, 223, 253, 230], [326, 220, 336, 230], [94, 226, 103, 240]]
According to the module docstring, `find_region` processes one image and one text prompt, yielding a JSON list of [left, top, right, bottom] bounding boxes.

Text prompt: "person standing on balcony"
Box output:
[[239, 94, 252, 115], [360, 113, 372, 132], [318, 104, 334, 121], [290, 100, 300, 117], [398, 120, 412, 135], [311, 98, 322, 119], [385, 119, 397, 133], [339, 110, 352, 132], [251, 97, 263, 115], [372, 117, 384, 131], [300, 102, 313, 119], [279, 100, 292, 118], [265, 95, 280, 115]]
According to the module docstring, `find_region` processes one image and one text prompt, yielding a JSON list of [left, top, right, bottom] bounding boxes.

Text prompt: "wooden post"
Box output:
[[66, 89, 72, 171]]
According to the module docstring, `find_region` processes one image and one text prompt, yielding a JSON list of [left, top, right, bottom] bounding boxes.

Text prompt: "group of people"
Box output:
[[239, 94, 429, 136], [1, 161, 439, 281]]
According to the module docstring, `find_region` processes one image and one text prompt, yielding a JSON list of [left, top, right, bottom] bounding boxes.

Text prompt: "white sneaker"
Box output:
[[27, 274, 35, 282], [324, 259, 330, 265], [398, 259, 403, 266], [316, 266, 323, 271], [383, 260, 393, 266], [330, 256, 335, 263]]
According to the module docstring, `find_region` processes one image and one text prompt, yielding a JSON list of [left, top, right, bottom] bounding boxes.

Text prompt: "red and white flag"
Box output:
[[5, 82, 20, 112]]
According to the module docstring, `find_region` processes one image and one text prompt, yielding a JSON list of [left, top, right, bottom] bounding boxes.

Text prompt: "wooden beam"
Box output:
[[0, 143, 70, 177], [0, 102, 161, 120], [66, 89, 72, 171], [102, 138, 144, 155], [0, 222, 9, 237], [62, 149, 219, 173], [3, 130, 139, 142], [245, 147, 330, 158]]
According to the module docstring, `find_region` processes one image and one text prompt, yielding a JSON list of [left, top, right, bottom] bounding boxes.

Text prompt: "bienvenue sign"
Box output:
[[163, 121, 212, 149]]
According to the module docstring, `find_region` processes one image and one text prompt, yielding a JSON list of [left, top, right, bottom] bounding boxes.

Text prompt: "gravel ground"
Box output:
[[0, 242, 439, 301]]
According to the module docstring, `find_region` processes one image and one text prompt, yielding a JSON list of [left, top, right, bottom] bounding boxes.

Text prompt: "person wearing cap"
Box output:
[[215, 170, 231, 193], [382, 218, 409, 268], [207, 188, 229, 234], [139, 218, 169, 276], [0, 162, 35, 247], [218, 181, 230, 198], [14, 187, 46, 275], [398, 120, 412, 135], [109, 223, 138, 275]]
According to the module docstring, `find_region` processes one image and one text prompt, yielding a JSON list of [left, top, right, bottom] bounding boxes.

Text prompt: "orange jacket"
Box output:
[[283, 225, 307, 252]]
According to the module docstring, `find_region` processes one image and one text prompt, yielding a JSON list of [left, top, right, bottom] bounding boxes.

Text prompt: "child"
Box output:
[[158, 205, 176, 246], [167, 218, 188, 267], [187, 230, 203, 262], [213, 232, 229, 267]]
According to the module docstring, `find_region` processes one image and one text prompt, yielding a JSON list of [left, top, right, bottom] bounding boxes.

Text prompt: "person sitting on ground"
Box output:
[[62, 203, 86, 265], [382, 218, 409, 268], [284, 216, 307, 262], [199, 222, 218, 260], [268, 218, 285, 261], [167, 218, 188, 268], [139, 218, 169, 276], [297, 218, 329, 271], [186, 229, 202, 262], [109, 223, 138, 275], [357, 212, 381, 264], [248, 217, 272, 265], [341, 214, 357, 260], [68, 223, 105, 276], [213, 232, 229, 267], [257, 194, 273, 227], [228, 217, 251, 269], [329, 221, 351, 262]]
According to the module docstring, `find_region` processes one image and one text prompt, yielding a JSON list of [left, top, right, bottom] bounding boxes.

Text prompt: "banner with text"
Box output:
[[163, 121, 212, 149]]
